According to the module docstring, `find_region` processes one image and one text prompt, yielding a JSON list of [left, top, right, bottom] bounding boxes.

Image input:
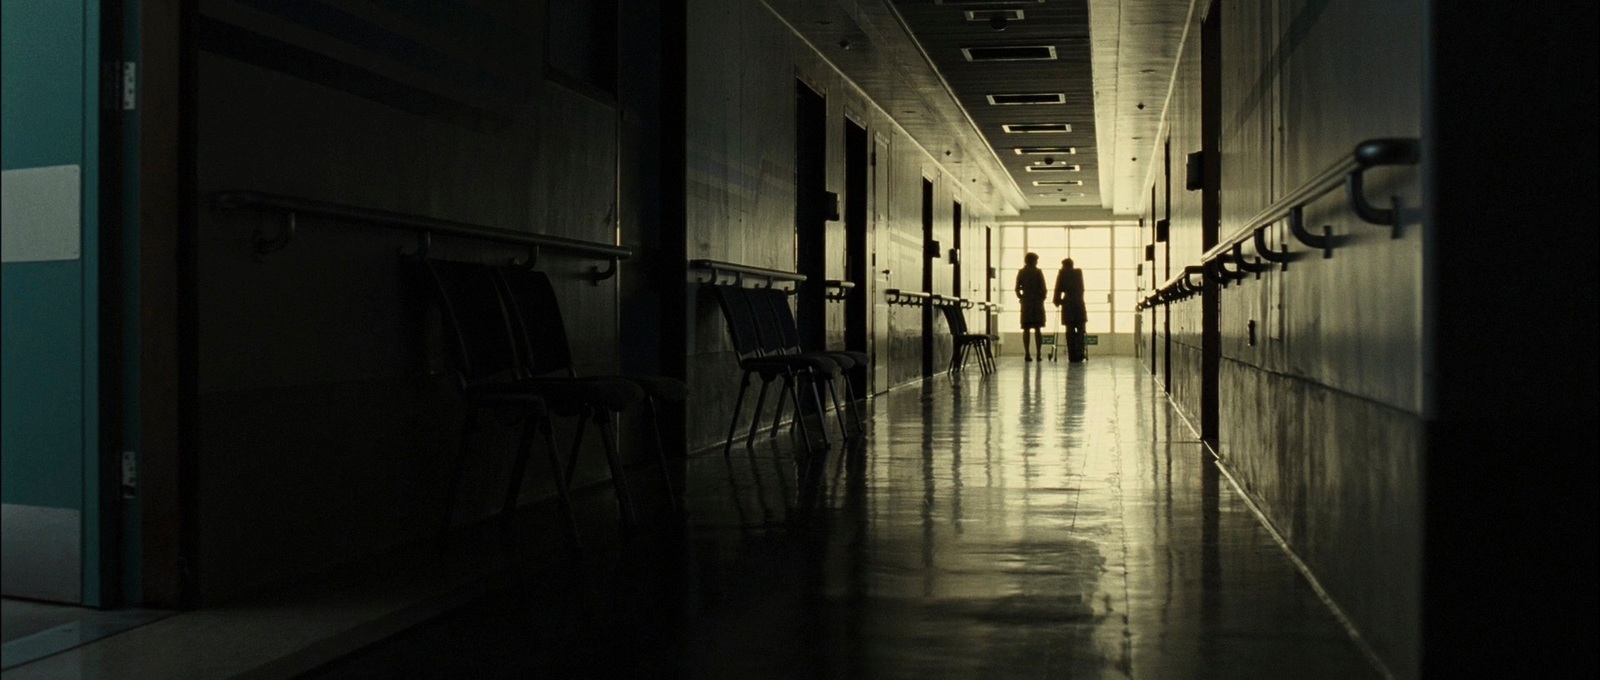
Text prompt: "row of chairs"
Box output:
[[708, 284, 868, 453], [936, 302, 998, 375], [419, 259, 682, 545]]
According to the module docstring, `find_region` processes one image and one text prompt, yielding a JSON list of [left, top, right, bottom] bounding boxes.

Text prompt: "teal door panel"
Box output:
[[1, 0, 101, 606], [1, 1, 85, 169], [1, 262, 85, 508]]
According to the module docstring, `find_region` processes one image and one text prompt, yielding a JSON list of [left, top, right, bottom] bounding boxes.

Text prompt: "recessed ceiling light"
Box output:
[[964, 9, 1025, 21], [1024, 165, 1082, 172], [937, 0, 1045, 5], [1002, 123, 1071, 133], [962, 46, 1057, 62], [1032, 180, 1084, 186], [1140, 68, 1158, 74], [986, 93, 1066, 105], [1014, 146, 1077, 155]]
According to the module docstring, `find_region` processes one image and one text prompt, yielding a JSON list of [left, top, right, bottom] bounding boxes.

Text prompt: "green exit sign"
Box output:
[[1085, 335, 1099, 345]]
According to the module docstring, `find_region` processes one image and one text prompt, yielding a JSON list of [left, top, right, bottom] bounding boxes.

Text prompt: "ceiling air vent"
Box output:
[[986, 93, 1066, 105], [962, 46, 1057, 62], [935, 0, 1045, 5], [1024, 164, 1082, 172], [1014, 146, 1077, 155], [1002, 123, 1072, 133], [1032, 180, 1085, 186], [965, 9, 1025, 21]]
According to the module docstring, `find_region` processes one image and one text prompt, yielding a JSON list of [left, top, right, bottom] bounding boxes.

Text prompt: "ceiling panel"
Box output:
[[760, 0, 1193, 216]]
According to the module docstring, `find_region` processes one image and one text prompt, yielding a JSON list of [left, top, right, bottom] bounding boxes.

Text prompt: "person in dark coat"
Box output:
[[1054, 258, 1089, 362], [1014, 252, 1048, 361]]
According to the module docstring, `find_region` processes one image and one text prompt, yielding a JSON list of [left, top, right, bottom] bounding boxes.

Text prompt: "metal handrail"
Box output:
[[884, 289, 933, 306], [1138, 138, 1420, 310], [689, 259, 807, 287], [1200, 138, 1418, 265], [211, 190, 632, 282]]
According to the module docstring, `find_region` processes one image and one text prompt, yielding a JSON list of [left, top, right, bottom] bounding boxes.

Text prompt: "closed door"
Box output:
[[1, 0, 104, 605]]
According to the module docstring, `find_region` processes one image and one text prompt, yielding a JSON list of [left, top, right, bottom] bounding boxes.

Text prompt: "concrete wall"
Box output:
[[681, 0, 995, 453], [192, 0, 636, 601], [184, 0, 1000, 601], [1139, 1, 1426, 676]]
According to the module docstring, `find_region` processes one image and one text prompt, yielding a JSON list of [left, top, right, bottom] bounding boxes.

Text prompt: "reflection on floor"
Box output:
[[1, 599, 172, 671], [302, 357, 1381, 679]]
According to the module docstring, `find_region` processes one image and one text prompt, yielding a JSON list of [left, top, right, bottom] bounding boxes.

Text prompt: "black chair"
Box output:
[[938, 302, 996, 375], [709, 284, 837, 453], [748, 286, 866, 438], [495, 266, 682, 513], [418, 259, 581, 543]]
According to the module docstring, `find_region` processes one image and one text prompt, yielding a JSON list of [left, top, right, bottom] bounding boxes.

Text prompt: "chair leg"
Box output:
[[440, 405, 477, 542], [768, 377, 789, 440], [595, 409, 638, 529], [723, 371, 752, 457], [825, 378, 849, 441], [844, 376, 865, 433], [803, 371, 831, 448], [645, 397, 677, 508], [565, 415, 588, 488], [746, 377, 773, 449], [784, 375, 816, 451], [538, 416, 582, 548], [501, 417, 538, 524]]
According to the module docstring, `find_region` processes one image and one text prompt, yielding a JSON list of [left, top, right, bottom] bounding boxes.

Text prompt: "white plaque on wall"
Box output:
[[1, 164, 82, 263]]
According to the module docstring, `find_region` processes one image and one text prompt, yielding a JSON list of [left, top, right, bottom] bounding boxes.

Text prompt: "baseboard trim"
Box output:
[[1144, 365, 1399, 680], [1206, 443, 1398, 680]]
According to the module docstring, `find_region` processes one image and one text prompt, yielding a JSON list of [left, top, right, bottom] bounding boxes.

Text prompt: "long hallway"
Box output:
[[302, 358, 1378, 679]]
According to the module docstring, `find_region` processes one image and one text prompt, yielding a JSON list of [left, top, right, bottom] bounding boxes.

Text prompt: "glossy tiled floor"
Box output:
[[303, 357, 1380, 679]]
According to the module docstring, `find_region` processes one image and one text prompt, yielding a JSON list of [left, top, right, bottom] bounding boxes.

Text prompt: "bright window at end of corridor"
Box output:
[[995, 222, 1142, 334]]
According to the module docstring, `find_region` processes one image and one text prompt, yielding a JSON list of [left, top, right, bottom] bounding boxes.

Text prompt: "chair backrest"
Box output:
[[710, 284, 763, 359], [743, 286, 788, 355], [419, 259, 522, 384], [937, 303, 969, 336], [753, 287, 803, 353], [495, 267, 576, 377]]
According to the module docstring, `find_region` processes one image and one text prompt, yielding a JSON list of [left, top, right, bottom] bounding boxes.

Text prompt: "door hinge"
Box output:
[[121, 62, 137, 111], [121, 450, 138, 498]]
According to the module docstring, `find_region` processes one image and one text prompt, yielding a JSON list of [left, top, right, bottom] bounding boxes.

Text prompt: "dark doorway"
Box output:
[[985, 225, 994, 335], [844, 119, 869, 397], [1146, 212, 1157, 376], [951, 201, 962, 297], [920, 178, 935, 378], [795, 81, 827, 351]]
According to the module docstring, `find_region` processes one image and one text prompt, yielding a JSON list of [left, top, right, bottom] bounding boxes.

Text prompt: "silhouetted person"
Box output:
[[1014, 252, 1047, 361], [1053, 258, 1088, 362]]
